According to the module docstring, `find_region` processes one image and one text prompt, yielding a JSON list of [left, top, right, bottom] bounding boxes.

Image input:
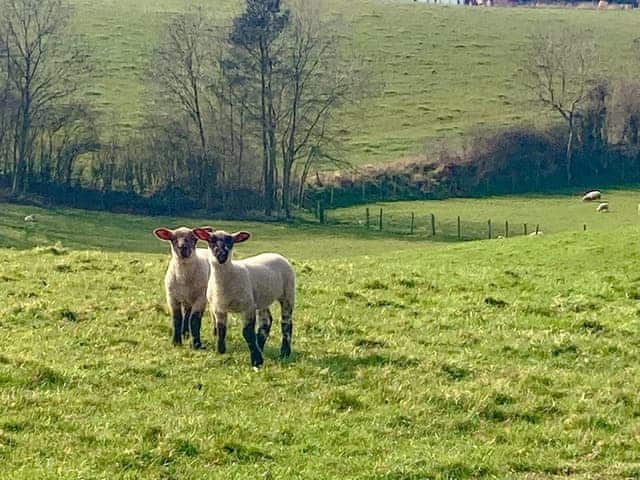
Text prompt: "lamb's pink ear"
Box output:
[[153, 228, 174, 241], [232, 231, 251, 244], [193, 228, 213, 241]]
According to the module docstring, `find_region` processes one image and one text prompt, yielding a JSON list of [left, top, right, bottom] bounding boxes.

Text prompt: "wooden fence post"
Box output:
[[488, 219, 492, 239], [583, 224, 587, 231], [330, 187, 334, 206], [430, 213, 436, 237], [366, 208, 370, 228], [524, 223, 527, 236], [535, 224, 539, 234], [410, 212, 415, 234], [457, 216, 461, 240], [379, 208, 383, 231], [505, 220, 509, 238]]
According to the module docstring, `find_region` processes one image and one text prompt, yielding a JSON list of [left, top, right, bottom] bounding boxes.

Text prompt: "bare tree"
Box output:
[[0, 0, 90, 194], [278, 0, 365, 217], [525, 30, 597, 185], [608, 78, 640, 148], [149, 8, 219, 210]]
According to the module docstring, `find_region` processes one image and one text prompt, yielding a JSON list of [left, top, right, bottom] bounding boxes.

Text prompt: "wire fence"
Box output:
[[314, 205, 552, 242]]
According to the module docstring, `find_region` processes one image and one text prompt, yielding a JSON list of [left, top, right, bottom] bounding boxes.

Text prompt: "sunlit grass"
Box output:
[[2, 200, 640, 478]]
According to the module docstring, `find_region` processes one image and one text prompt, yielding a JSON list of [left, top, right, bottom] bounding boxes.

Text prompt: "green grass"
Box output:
[[330, 188, 640, 239], [2, 200, 640, 478], [67, 0, 640, 164]]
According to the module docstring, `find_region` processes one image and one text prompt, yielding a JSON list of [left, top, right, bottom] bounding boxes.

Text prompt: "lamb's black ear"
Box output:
[[153, 228, 174, 241], [193, 228, 213, 241], [232, 231, 250, 244]]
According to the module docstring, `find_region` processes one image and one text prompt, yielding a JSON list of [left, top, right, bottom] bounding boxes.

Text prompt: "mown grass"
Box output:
[[330, 188, 640, 239], [68, 0, 640, 164], [2, 201, 640, 478]]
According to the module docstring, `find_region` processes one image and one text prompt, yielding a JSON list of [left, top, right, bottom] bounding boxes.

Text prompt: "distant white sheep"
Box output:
[[596, 202, 609, 213], [24, 214, 36, 222], [153, 227, 212, 349], [582, 190, 602, 201], [193, 228, 296, 368], [529, 231, 544, 236]]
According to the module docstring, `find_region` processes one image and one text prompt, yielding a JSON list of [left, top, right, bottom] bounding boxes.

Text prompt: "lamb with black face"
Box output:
[[193, 227, 296, 368]]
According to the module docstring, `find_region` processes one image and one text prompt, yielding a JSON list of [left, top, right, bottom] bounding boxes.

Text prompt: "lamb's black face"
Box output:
[[193, 228, 250, 263], [210, 233, 234, 264]]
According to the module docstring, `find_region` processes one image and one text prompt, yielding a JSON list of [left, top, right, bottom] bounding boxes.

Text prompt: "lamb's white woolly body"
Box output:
[[165, 248, 211, 314], [207, 253, 294, 314], [154, 227, 212, 349], [194, 228, 295, 368]]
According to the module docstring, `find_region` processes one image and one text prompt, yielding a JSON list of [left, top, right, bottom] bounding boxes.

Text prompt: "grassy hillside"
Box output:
[[2, 201, 640, 478], [69, 0, 640, 164]]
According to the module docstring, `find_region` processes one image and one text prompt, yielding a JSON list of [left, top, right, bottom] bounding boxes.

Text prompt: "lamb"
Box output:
[[582, 190, 602, 201], [596, 202, 609, 212], [153, 226, 212, 349], [193, 228, 295, 368], [24, 214, 36, 222]]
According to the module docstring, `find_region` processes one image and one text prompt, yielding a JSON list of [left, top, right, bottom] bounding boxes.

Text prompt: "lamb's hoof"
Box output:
[[192, 342, 204, 350], [280, 346, 291, 358], [251, 354, 264, 368]]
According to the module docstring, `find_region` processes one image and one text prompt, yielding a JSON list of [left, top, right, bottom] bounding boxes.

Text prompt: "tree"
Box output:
[[228, 0, 289, 216], [0, 0, 90, 194], [525, 30, 597, 185], [278, 0, 363, 217], [149, 8, 219, 210]]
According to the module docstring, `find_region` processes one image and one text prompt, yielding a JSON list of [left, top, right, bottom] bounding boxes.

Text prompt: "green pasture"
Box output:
[[1, 200, 640, 478]]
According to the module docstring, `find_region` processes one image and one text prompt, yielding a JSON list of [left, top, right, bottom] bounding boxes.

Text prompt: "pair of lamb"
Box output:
[[153, 227, 295, 368]]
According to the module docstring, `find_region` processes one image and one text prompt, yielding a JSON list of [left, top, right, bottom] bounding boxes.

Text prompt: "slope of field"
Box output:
[[1, 202, 640, 478], [331, 188, 640, 239], [69, 0, 640, 164]]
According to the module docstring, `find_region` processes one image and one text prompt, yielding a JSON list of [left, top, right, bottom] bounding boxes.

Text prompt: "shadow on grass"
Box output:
[[0, 200, 436, 254], [311, 353, 420, 382]]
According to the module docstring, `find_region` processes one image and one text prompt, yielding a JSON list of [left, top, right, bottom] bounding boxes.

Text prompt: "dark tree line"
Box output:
[[0, 0, 365, 216]]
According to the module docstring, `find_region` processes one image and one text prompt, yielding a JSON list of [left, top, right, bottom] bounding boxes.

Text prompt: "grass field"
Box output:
[[2, 199, 640, 478], [68, 0, 640, 165], [330, 188, 640, 239]]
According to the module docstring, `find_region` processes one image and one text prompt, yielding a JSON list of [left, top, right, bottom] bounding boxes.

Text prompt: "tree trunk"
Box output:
[[566, 120, 574, 186]]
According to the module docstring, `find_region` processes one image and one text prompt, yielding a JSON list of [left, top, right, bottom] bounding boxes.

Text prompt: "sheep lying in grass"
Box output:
[[153, 227, 212, 349], [597, 202, 609, 212], [582, 190, 602, 201], [193, 228, 295, 368]]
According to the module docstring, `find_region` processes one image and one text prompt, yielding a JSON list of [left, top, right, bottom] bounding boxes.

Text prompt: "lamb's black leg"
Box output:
[[189, 311, 203, 349], [182, 306, 192, 339], [257, 308, 273, 352], [215, 312, 227, 354], [242, 312, 263, 368], [170, 303, 183, 346], [280, 300, 293, 358]]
